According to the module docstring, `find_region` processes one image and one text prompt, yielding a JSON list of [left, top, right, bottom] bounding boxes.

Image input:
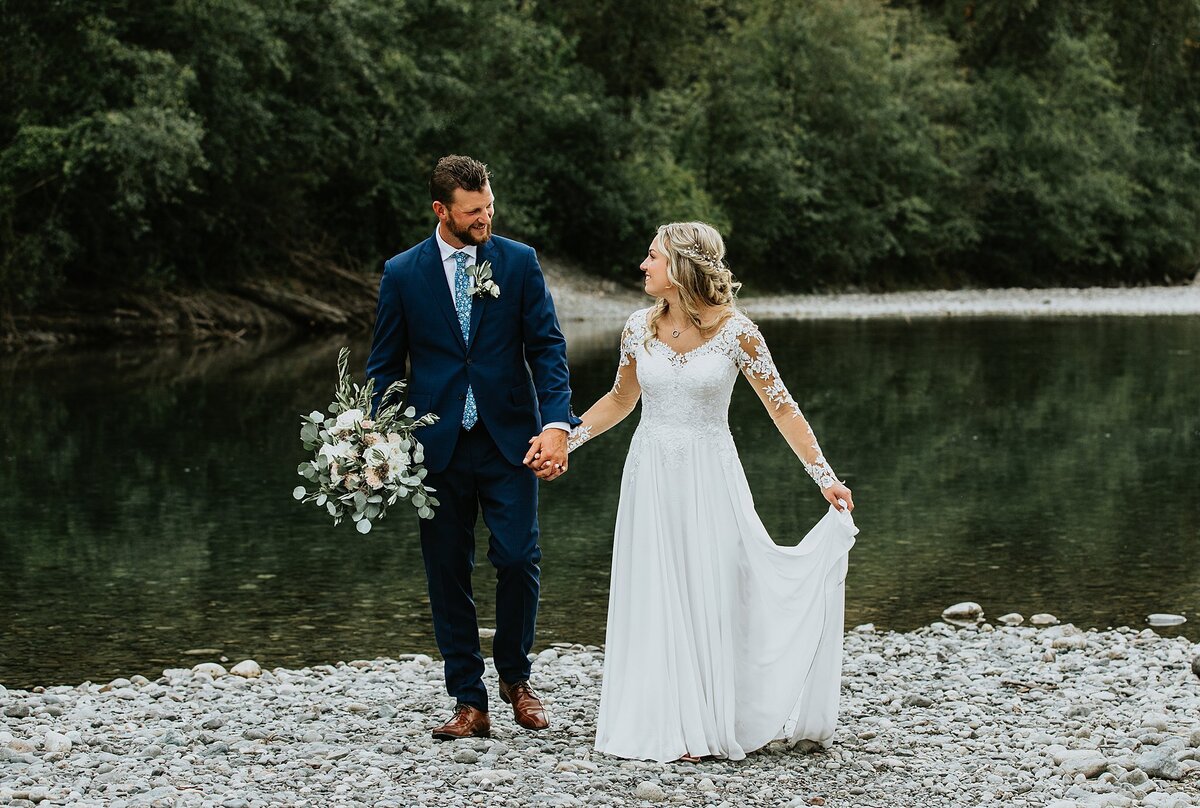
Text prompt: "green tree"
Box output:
[[1, 3, 205, 307], [699, 0, 977, 287]]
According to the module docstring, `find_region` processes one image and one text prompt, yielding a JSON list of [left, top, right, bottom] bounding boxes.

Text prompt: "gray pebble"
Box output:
[[633, 781, 667, 801]]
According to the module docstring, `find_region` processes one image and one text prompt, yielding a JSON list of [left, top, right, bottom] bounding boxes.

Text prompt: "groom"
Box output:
[[367, 155, 578, 740]]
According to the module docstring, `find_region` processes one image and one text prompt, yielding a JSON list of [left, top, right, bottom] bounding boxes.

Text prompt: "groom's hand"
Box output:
[[524, 428, 569, 481]]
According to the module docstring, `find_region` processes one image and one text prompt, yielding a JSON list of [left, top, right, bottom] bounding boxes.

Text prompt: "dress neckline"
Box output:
[[645, 309, 740, 362]]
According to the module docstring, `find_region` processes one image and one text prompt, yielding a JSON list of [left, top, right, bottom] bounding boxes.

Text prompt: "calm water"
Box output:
[[1, 316, 1198, 688]]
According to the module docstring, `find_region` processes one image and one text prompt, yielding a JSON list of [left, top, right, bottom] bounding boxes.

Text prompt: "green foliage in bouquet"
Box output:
[[293, 348, 440, 533]]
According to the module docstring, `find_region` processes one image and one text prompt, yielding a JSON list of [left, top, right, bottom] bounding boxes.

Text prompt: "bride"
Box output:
[[559, 221, 857, 763]]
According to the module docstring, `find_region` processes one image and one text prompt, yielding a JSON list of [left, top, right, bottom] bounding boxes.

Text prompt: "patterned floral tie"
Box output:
[[452, 251, 478, 430]]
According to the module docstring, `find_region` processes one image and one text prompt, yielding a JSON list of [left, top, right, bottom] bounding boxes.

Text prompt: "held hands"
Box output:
[[524, 428, 569, 481], [823, 481, 854, 513]]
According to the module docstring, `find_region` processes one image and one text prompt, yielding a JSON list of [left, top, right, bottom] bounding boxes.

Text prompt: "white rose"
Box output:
[[363, 443, 390, 469], [387, 451, 411, 480], [333, 408, 365, 433], [319, 440, 357, 463]]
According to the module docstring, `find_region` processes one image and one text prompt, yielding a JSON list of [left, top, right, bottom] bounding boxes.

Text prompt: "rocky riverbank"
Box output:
[[6, 249, 1199, 349], [2, 623, 1199, 807], [738, 284, 1200, 321]]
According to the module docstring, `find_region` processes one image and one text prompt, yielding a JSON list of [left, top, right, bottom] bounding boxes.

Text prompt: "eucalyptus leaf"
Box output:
[[292, 486, 307, 500], [356, 519, 372, 534]]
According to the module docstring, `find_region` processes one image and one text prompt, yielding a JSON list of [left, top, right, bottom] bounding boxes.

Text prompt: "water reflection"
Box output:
[[0, 316, 1197, 688]]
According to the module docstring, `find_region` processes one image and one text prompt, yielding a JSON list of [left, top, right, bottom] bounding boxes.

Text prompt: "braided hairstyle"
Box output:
[[646, 221, 742, 346]]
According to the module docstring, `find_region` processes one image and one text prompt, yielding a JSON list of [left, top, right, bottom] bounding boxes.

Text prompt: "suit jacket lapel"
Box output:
[[467, 240, 496, 350], [418, 236, 467, 353]]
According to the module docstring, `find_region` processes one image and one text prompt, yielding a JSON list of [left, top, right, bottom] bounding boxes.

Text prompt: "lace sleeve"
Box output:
[[567, 310, 645, 453], [733, 318, 840, 489]]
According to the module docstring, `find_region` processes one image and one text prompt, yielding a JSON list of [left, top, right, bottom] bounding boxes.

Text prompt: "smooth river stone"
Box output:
[[230, 660, 262, 678], [42, 732, 72, 754], [1136, 745, 1188, 781], [1030, 613, 1060, 626], [998, 613, 1024, 626], [1048, 747, 1108, 778], [192, 663, 228, 678], [941, 602, 983, 621], [1146, 613, 1187, 627]]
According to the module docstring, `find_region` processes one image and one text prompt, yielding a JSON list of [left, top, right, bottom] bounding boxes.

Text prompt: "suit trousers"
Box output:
[[418, 422, 541, 712]]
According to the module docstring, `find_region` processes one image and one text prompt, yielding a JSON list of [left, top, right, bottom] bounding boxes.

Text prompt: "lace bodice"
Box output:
[[569, 307, 840, 489]]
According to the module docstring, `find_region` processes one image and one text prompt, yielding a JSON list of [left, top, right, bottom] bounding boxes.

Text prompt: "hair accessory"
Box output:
[[676, 243, 724, 270]]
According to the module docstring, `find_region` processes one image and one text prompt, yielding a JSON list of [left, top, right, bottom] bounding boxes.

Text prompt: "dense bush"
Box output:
[[2, 0, 1198, 310]]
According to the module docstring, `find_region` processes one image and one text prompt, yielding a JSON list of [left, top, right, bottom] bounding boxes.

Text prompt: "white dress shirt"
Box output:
[[433, 228, 568, 435]]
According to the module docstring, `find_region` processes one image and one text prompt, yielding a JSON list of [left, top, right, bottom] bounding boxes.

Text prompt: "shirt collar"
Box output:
[[434, 227, 477, 264]]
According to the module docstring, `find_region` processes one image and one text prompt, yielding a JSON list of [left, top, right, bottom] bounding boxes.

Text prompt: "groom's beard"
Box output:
[[448, 219, 492, 247]]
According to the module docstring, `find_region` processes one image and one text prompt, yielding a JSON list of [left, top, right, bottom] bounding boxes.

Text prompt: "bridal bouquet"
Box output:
[[293, 348, 439, 533]]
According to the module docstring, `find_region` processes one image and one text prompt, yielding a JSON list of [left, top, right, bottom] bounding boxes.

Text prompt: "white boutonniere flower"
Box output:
[[465, 260, 500, 299]]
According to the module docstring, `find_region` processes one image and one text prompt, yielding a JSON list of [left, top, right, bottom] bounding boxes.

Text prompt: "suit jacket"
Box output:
[[366, 233, 579, 473]]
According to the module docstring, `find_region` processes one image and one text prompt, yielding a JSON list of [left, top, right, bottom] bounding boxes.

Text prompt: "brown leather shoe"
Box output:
[[498, 678, 550, 730], [431, 704, 490, 740]]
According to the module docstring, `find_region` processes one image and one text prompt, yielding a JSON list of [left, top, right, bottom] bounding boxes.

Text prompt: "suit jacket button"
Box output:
[[465, 358, 473, 365], [458, 394, 466, 401]]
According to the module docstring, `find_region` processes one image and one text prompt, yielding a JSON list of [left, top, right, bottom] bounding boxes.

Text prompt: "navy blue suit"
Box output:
[[366, 232, 578, 711]]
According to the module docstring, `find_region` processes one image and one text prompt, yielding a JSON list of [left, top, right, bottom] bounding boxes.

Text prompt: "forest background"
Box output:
[[3, 0, 1199, 323]]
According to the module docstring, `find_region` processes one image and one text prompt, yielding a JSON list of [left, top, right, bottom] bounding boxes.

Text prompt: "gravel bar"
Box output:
[[545, 270, 1200, 324], [735, 285, 1200, 321], [3, 623, 1199, 807]]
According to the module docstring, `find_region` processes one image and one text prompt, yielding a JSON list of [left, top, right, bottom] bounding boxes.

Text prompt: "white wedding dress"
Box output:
[[568, 307, 858, 762]]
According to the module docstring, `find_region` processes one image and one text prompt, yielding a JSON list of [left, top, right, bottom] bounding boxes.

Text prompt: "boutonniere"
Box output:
[[465, 261, 500, 299]]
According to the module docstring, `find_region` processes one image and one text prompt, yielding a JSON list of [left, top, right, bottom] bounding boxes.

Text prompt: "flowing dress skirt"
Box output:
[[594, 433, 858, 762]]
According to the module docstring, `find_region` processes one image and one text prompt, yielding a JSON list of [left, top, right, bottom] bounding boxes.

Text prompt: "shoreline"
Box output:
[[5, 265, 1199, 351], [3, 624, 1198, 807], [737, 284, 1200, 321]]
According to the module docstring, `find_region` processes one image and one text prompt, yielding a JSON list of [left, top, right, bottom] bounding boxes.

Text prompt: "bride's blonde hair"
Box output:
[[646, 221, 742, 344]]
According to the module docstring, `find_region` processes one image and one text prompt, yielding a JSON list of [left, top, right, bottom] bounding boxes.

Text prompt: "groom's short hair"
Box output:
[[430, 155, 492, 205]]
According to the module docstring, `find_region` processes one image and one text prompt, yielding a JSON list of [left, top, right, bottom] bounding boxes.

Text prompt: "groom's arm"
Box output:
[[520, 247, 578, 429], [366, 259, 409, 417]]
